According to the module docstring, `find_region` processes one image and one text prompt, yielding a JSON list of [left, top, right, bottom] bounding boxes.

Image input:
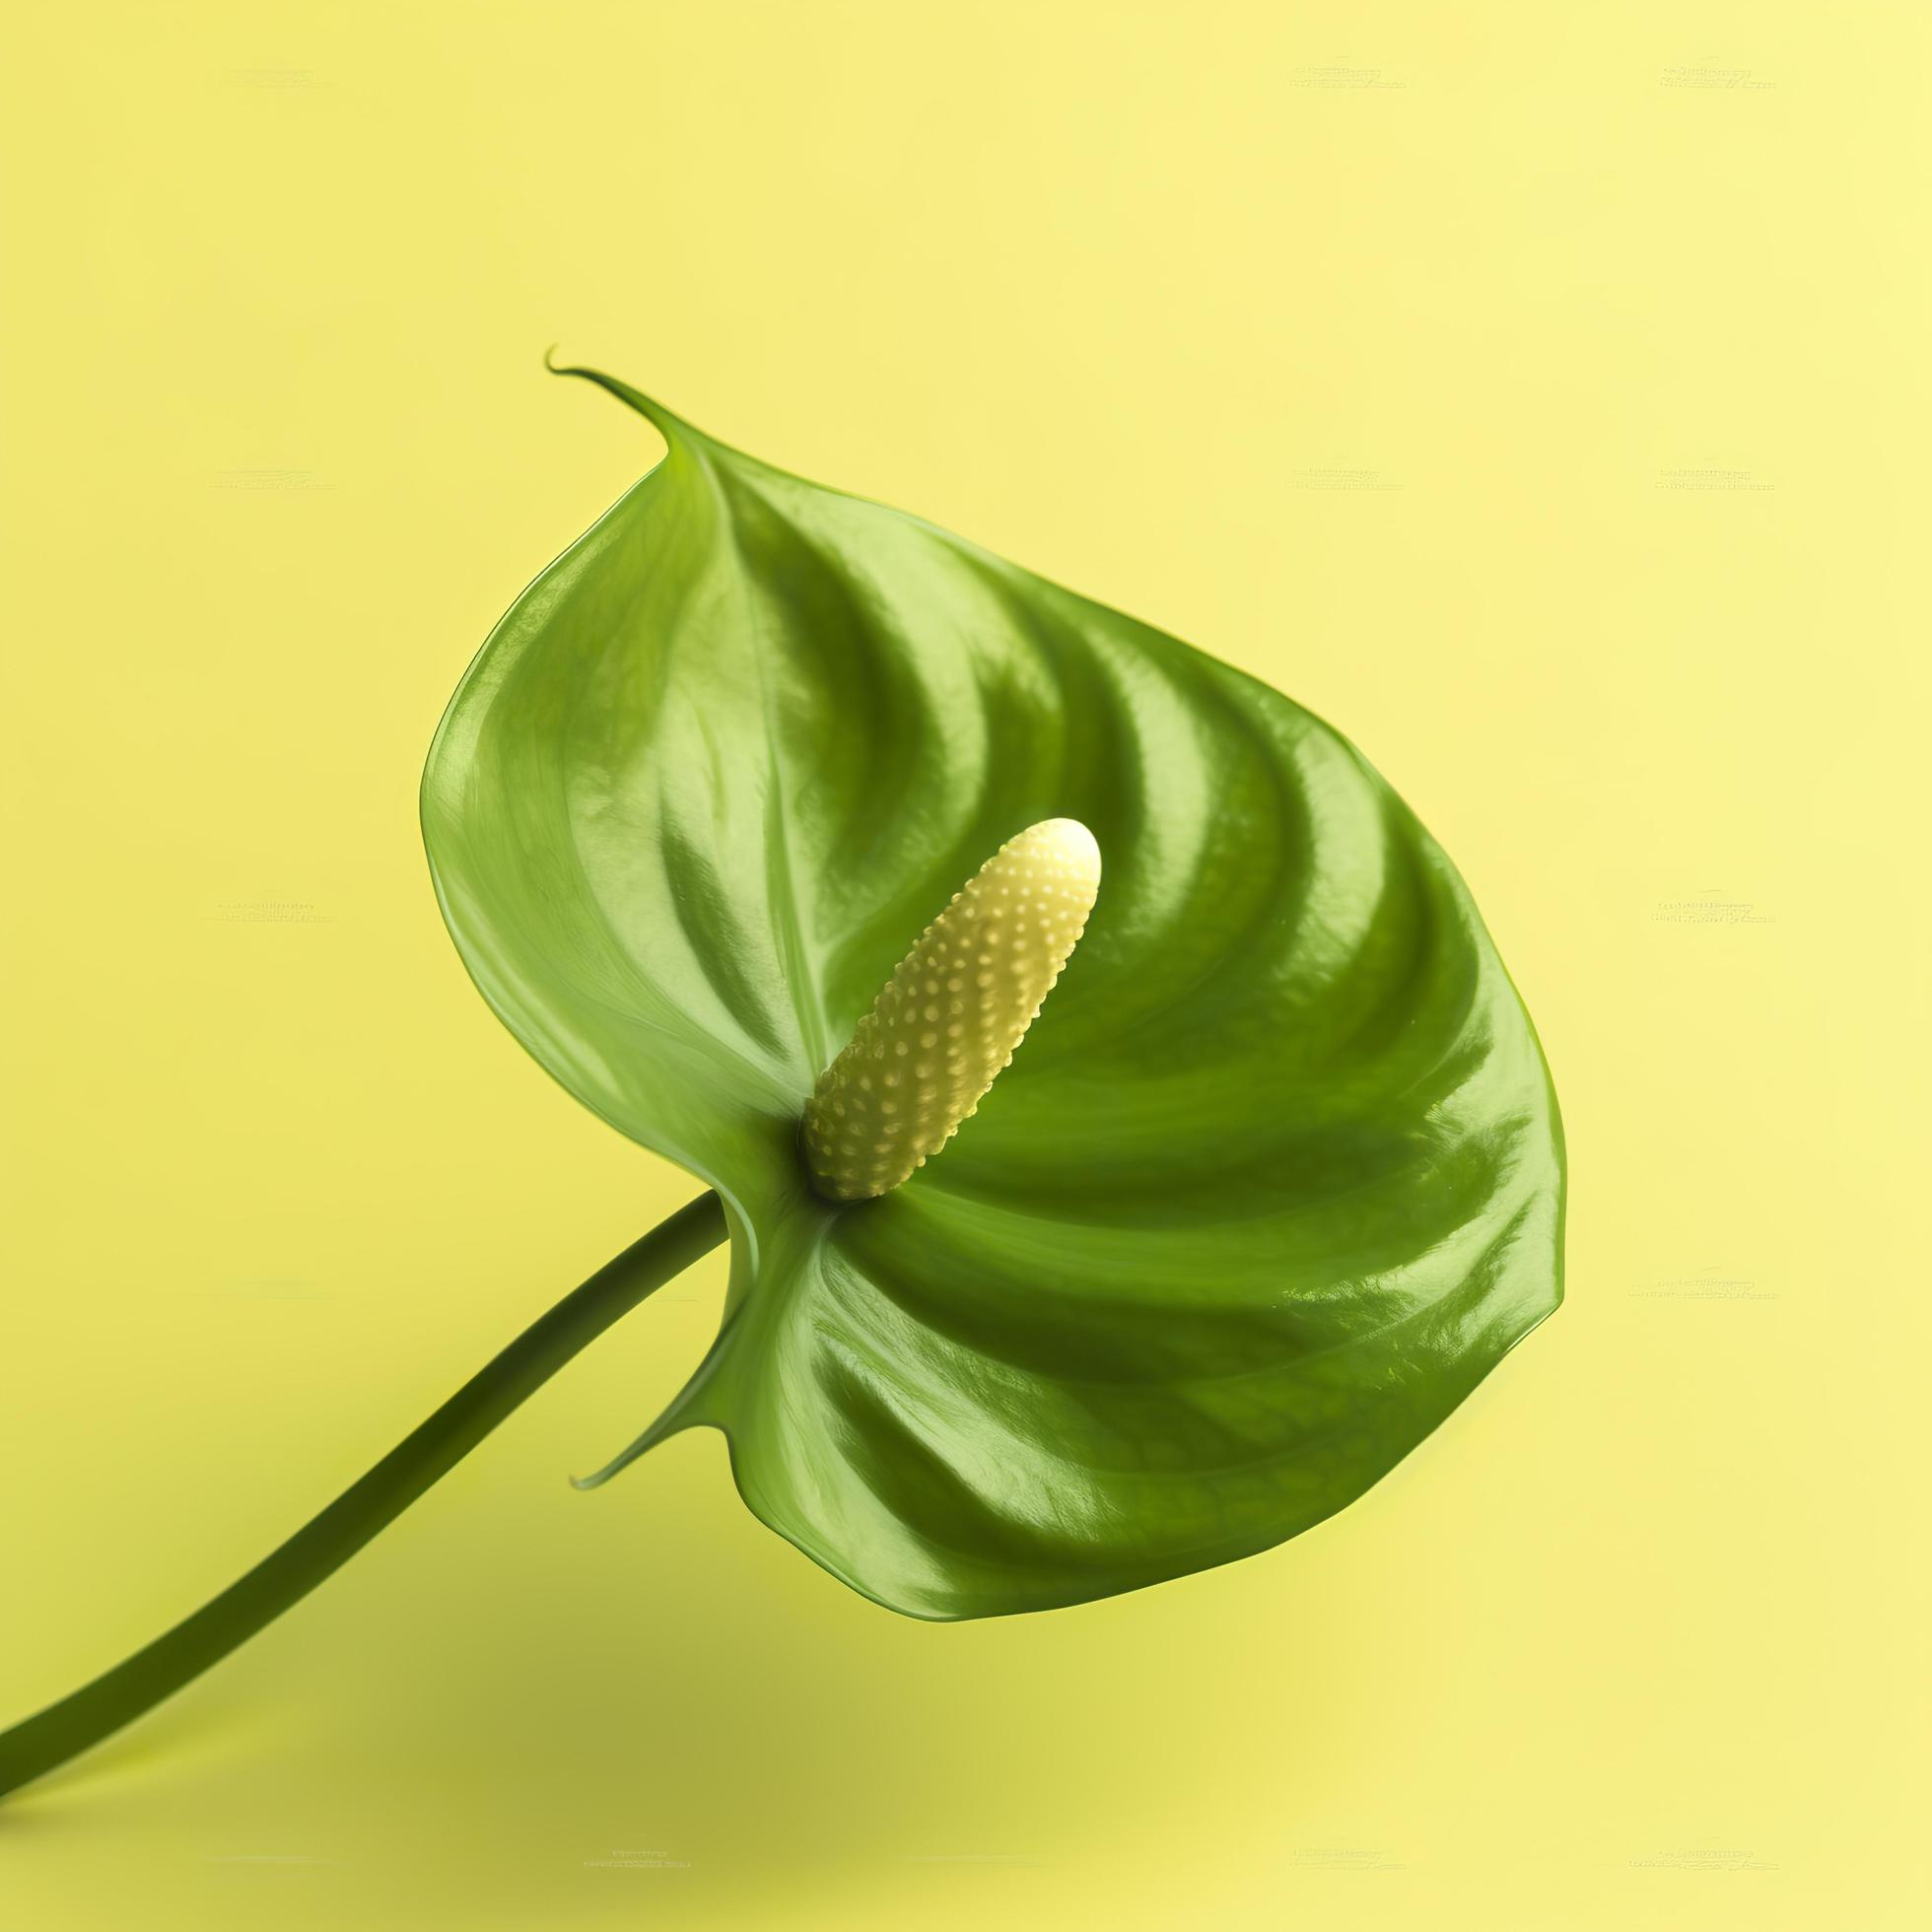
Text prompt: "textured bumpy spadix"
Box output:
[[802, 819, 1102, 1201]]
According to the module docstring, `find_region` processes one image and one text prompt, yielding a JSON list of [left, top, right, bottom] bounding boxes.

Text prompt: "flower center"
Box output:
[[802, 819, 1102, 1202]]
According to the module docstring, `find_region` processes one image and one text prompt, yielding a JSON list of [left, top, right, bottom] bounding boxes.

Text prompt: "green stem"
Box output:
[[0, 1190, 727, 1802]]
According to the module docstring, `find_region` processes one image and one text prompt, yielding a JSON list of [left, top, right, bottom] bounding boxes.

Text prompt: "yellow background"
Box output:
[[3, 3, 1926, 1926]]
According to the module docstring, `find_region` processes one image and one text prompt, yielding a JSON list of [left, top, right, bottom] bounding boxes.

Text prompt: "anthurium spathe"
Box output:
[[420, 366, 1564, 1619], [0, 369, 1562, 1797]]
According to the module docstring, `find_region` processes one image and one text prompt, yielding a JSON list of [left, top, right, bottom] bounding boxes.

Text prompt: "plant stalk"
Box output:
[[0, 1189, 727, 1801]]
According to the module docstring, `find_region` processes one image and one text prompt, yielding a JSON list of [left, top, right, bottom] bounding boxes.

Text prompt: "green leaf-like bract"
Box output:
[[420, 370, 1564, 1620]]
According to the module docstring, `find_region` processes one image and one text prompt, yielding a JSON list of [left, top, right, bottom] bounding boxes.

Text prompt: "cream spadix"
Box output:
[[802, 819, 1102, 1202]]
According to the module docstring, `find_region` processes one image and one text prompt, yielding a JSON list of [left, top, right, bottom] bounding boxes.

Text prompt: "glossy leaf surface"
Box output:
[[420, 370, 1564, 1619]]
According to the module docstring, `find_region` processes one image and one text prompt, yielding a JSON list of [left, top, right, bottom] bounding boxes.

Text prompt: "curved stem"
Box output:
[[0, 1190, 727, 1801]]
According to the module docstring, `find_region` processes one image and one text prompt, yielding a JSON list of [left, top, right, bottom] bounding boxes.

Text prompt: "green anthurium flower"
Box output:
[[0, 368, 1562, 1800], [419, 365, 1565, 1621]]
